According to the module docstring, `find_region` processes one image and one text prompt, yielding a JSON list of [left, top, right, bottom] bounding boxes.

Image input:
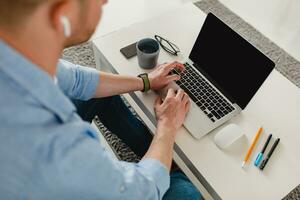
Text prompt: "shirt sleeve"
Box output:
[[38, 124, 170, 200], [56, 59, 99, 100]]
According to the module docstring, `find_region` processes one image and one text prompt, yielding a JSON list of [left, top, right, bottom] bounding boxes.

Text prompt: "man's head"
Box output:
[[0, 0, 107, 46]]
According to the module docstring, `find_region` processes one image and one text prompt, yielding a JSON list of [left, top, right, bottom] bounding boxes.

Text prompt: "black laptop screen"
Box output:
[[189, 13, 275, 109]]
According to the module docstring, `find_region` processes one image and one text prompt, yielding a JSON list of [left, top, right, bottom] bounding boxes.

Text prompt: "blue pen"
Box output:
[[254, 134, 272, 166]]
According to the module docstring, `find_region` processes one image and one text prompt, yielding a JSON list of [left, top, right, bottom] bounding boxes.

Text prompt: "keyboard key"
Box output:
[[225, 106, 232, 112], [211, 110, 220, 119], [196, 93, 201, 98], [207, 113, 213, 118], [179, 84, 197, 103], [196, 101, 202, 107], [217, 110, 224, 117]]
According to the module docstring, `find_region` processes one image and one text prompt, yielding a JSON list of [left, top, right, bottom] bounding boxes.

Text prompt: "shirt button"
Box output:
[[119, 185, 126, 193]]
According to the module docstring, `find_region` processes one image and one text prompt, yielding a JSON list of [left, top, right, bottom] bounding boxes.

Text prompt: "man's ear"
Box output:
[[60, 15, 71, 37], [50, 1, 74, 39]]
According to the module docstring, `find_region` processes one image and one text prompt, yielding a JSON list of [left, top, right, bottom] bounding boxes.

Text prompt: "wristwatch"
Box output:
[[138, 73, 151, 92]]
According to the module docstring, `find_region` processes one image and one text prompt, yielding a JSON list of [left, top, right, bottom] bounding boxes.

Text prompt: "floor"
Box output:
[[92, 0, 300, 62]]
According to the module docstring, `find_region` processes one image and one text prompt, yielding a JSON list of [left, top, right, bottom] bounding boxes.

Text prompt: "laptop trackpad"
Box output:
[[184, 102, 213, 139]]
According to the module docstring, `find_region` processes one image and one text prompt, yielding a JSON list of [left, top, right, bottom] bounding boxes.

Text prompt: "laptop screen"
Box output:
[[189, 13, 275, 109]]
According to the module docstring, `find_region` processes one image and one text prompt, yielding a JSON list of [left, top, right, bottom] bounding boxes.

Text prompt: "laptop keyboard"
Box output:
[[171, 63, 235, 122]]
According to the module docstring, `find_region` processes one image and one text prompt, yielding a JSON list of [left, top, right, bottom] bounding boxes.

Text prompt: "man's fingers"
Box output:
[[166, 74, 180, 82], [154, 96, 163, 107], [173, 61, 185, 72], [164, 61, 185, 74], [176, 89, 185, 100], [182, 93, 190, 103], [166, 88, 176, 99], [185, 100, 191, 112], [174, 61, 185, 72]]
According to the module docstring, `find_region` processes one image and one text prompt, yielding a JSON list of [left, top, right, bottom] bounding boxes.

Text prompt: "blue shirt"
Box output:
[[0, 40, 169, 200]]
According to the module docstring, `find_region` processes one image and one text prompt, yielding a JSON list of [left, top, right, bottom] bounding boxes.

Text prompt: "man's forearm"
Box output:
[[93, 72, 144, 98], [143, 121, 176, 171]]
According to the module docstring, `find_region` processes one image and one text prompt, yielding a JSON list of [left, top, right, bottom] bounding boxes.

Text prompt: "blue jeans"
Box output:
[[73, 96, 202, 200]]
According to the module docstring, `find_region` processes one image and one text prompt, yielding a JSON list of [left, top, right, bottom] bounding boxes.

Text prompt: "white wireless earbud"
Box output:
[[60, 15, 71, 38]]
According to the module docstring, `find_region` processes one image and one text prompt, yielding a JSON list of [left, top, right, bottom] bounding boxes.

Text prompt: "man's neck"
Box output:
[[0, 26, 63, 77]]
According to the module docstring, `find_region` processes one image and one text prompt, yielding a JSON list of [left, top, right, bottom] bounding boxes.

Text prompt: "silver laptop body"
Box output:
[[159, 58, 242, 139], [159, 13, 274, 139]]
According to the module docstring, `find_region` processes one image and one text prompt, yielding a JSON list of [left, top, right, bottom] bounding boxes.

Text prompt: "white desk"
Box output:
[[92, 4, 300, 200]]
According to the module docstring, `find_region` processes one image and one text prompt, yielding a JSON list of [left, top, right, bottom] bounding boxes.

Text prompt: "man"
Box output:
[[0, 0, 201, 199]]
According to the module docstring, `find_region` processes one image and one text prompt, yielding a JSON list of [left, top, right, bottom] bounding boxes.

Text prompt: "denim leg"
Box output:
[[163, 171, 202, 200], [72, 96, 153, 158]]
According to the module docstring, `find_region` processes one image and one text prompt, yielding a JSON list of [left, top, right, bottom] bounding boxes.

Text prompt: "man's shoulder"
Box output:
[[0, 70, 30, 107], [0, 72, 59, 130], [0, 72, 40, 107]]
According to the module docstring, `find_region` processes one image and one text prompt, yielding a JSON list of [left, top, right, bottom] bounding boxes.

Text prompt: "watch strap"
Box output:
[[138, 73, 150, 92]]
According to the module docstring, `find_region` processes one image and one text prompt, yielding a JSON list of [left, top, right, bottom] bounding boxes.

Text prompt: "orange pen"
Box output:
[[242, 127, 263, 168]]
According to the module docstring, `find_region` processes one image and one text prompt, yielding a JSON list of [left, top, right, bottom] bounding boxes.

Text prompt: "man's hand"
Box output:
[[143, 88, 190, 171], [148, 61, 185, 91], [154, 88, 190, 134]]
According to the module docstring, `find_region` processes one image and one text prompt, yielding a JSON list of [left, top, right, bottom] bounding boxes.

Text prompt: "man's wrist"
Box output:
[[157, 119, 177, 138], [138, 73, 151, 92], [136, 76, 144, 91]]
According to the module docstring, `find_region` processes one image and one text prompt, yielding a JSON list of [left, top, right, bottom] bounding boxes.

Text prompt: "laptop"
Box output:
[[159, 13, 275, 139]]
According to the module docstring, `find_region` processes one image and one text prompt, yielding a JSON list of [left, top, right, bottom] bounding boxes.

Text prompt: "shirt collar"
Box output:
[[0, 40, 76, 122]]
